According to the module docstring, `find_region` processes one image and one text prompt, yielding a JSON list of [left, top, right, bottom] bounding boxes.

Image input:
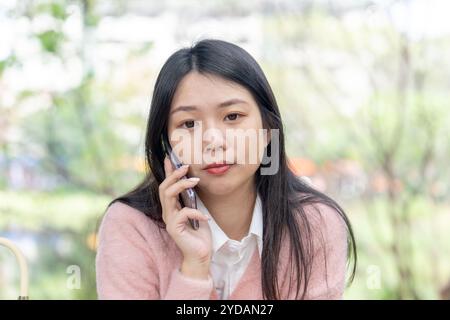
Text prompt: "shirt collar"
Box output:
[[196, 192, 263, 257]]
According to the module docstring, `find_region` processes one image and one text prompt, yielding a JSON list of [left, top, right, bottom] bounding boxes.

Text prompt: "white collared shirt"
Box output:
[[196, 193, 263, 300]]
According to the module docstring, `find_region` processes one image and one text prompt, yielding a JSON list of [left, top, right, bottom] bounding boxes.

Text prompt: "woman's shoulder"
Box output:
[[303, 201, 347, 233], [291, 193, 349, 252], [293, 192, 347, 230], [99, 201, 167, 245]]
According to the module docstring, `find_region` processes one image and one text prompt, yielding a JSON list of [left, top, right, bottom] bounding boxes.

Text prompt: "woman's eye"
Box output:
[[181, 120, 196, 129], [225, 113, 241, 121]]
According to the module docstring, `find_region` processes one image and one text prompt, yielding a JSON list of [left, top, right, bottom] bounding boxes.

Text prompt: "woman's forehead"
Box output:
[[170, 72, 255, 112]]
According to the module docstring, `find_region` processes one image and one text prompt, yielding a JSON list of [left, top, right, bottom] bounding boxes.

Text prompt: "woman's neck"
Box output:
[[197, 179, 257, 241]]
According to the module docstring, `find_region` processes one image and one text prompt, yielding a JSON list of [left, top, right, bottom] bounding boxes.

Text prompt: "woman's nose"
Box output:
[[203, 127, 226, 153]]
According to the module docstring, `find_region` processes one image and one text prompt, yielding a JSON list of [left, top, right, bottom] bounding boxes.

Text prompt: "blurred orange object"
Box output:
[[288, 157, 317, 176]]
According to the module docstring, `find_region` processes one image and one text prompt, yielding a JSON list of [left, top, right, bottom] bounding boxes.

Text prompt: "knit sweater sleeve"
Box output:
[[280, 202, 349, 300], [95, 201, 214, 300], [304, 203, 349, 299]]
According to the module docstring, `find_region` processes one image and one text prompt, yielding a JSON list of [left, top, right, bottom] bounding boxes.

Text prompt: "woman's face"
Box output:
[[167, 71, 268, 196]]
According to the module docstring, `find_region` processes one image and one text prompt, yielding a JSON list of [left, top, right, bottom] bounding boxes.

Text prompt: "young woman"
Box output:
[[95, 39, 356, 300]]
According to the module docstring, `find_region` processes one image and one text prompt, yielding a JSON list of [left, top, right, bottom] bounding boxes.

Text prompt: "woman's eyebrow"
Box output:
[[170, 98, 248, 115], [217, 98, 248, 108]]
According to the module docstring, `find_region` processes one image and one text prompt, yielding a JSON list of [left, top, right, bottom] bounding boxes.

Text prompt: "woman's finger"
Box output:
[[163, 156, 174, 177], [162, 177, 200, 222], [172, 207, 209, 229], [164, 177, 200, 200], [160, 162, 189, 191], [159, 163, 188, 196]]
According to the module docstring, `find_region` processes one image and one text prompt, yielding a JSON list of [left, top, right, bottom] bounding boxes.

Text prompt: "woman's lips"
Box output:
[[204, 164, 233, 175]]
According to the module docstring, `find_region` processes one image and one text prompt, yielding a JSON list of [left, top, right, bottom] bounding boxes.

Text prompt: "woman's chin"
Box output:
[[197, 179, 240, 197], [202, 184, 235, 196], [195, 165, 258, 196]]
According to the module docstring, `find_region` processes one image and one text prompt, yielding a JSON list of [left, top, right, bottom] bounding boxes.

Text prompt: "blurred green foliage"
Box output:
[[0, 189, 108, 299]]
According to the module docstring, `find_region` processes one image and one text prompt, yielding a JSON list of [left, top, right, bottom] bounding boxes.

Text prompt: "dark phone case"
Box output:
[[161, 137, 200, 230]]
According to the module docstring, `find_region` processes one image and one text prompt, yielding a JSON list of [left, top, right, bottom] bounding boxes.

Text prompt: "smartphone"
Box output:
[[161, 136, 200, 230]]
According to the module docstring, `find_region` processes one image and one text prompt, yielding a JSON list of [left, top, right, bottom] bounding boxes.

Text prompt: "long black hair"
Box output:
[[110, 39, 356, 299]]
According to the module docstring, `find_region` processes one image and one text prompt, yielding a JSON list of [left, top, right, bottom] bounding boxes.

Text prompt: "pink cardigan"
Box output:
[[95, 200, 348, 300]]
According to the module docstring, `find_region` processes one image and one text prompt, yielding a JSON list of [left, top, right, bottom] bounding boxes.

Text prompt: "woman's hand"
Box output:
[[159, 156, 212, 279]]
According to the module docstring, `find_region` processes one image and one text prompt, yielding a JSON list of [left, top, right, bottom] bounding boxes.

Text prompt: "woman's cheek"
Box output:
[[235, 163, 260, 181]]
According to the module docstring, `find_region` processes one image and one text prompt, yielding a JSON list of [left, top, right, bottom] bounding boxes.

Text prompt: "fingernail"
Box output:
[[180, 164, 189, 170], [188, 177, 200, 182]]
